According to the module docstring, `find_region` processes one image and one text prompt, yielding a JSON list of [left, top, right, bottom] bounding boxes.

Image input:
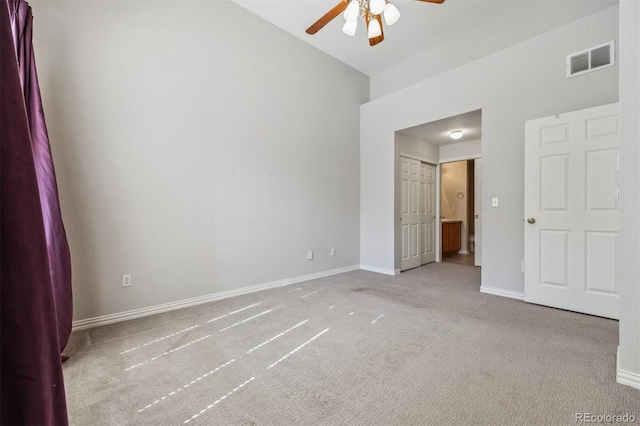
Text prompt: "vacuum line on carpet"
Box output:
[[122, 302, 264, 356], [266, 328, 330, 370], [207, 302, 263, 323], [119, 325, 200, 355], [246, 319, 309, 354], [124, 334, 211, 371], [371, 314, 384, 324], [301, 290, 319, 298], [137, 359, 236, 413], [183, 376, 256, 424], [219, 309, 274, 332]]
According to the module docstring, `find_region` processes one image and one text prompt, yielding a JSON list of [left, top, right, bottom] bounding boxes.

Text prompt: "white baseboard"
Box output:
[[359, 265, 400, 276], [458, 250, 469, 255], [617, 346, 640, 390], [72, 264, 360, 331], [479, 285, 525, 301]]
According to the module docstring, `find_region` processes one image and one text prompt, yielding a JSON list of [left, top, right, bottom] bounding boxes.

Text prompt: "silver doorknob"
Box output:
[[400, 217, 402, 222], [527, 218, 536, 224]]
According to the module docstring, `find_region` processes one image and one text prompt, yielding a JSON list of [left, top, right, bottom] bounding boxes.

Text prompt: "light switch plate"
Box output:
[[492, 197, 499, 207]]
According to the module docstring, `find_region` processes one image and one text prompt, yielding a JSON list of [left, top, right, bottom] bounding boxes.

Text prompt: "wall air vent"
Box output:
[[566, 41, 615, 78]]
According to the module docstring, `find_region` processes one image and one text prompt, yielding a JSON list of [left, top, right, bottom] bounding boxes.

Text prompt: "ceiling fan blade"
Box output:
[[368, 14, 384, 47], [305, 1, 349, 35], [415, 0, 445, 3]]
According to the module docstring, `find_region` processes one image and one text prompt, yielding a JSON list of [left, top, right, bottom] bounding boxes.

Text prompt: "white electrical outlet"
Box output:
[[330, 248, 335, 256], [307, 251, 313, 260], [122, 274, 131, 287]]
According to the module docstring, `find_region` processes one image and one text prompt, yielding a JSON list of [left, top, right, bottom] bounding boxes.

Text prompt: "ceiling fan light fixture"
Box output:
[[344, 0, 360, 22], [367, 15, 382, 39], [369, 0, 385, 15], [383, 3, 400, 26], [342, 19, 358, 36], [450, 130, 464, 140], [305, 0, 445, 46]]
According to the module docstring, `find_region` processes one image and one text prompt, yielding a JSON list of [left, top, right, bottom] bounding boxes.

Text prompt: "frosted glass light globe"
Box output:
[[369, 0, 385, 15]]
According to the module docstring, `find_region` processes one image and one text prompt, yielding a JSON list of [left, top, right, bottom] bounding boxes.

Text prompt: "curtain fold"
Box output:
[[1, 0, 70, 423], [8, 0, 73, 352]]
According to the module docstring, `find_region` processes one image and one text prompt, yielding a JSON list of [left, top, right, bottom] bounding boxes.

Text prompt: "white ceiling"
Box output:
[[231, 0, 616, 143], [398, 109, 481, 146], [230, 0, 618, 77]]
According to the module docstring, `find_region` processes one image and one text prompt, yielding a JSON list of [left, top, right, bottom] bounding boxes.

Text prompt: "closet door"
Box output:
[[420, 163, 436, 265], [401, 157, 420, 271]]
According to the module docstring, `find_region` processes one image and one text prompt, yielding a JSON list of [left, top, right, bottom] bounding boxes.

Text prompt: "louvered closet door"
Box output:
[[524, 103, 620, 319]]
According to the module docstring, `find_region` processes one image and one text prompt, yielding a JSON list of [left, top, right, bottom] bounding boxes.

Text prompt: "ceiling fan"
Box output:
[[306, 0, 445, 47]]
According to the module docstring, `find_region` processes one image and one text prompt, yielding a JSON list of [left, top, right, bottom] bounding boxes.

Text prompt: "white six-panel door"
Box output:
[[524, 103, 620, 319], [474, 158, 482, 267], [420, 163, 437, 265], [401, 157, 436, 271], [401, 157, 421, 271]]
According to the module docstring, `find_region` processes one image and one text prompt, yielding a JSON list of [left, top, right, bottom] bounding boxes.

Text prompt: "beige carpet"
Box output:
[[63, 263, 640, 425]]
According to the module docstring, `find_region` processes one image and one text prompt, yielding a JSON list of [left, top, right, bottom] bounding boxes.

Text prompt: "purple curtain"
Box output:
[[1, 0, 70, 423], [8, 0, 73, 352]]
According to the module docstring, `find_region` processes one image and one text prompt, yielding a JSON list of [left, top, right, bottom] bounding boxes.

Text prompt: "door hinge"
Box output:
[[615, 184, 620, 202]]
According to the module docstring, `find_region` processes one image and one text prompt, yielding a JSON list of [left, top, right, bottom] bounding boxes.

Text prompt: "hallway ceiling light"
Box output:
[[306, 0, 445, 47], [450, 130, 464, 140]]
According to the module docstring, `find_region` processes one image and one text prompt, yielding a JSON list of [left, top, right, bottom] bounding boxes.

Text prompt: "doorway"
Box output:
[[394, 109, 482, 273], [440, 159, 478, 267]]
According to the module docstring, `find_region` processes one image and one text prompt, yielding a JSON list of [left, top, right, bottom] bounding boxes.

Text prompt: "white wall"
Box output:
[[439, 139, 482, 163], [395, 132, 439, 164], [32, 0, 369, 321], [369, 4, 618, 100], [394, 133, 439, 271], [361, 6, 619, 293], [617, 0, 640, 387]]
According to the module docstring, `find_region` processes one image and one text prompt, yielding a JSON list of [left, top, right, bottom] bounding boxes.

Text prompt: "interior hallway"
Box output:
[[442, 253, 476, 267]]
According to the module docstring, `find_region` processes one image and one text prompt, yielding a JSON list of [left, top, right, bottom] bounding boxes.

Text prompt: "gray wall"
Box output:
[[369, 3, 618, 100], [439, 139, 482, 163], [618, 0, 640, 382], [31, 0, 369, 321], [361, 6, 619, 289]]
